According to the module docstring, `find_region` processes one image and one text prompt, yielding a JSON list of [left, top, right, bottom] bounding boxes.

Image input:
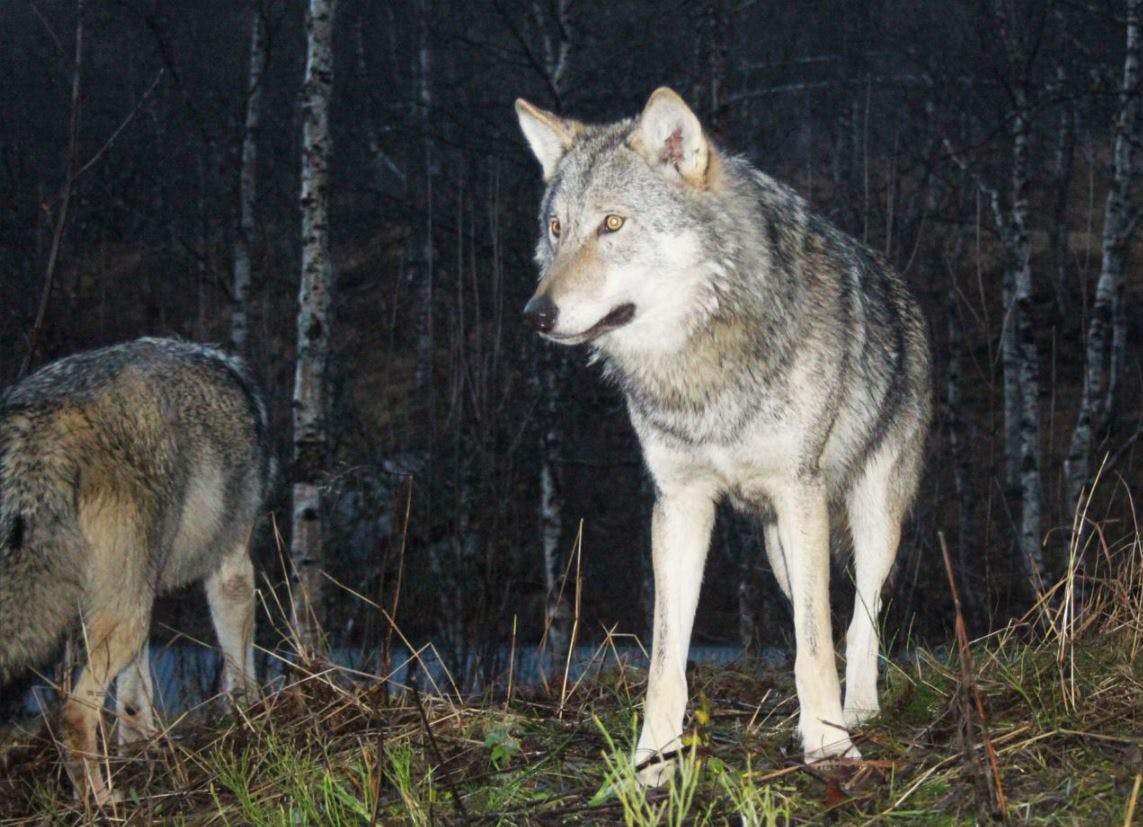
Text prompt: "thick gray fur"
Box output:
[[516, 88, 931, 784], [0, 337, 272, 801]]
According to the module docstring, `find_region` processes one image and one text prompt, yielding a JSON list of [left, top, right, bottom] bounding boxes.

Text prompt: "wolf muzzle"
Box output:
[[522, 294, 558, 334]]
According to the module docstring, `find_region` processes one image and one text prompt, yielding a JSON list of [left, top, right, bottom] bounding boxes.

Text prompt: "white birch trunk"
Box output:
[[1066, 0, 1141, 513], [1000, 265, 1021, 491], [539, 353, 570, 662], [230, 7, 267, 355], [1009, 93, 1044, 588], [291, 0, 336, 652], [531, 0, 573, 660], [1106, 253, 1129, 419]]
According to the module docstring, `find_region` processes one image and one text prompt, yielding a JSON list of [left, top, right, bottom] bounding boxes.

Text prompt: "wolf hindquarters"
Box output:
[[0, 337, 271, 803]]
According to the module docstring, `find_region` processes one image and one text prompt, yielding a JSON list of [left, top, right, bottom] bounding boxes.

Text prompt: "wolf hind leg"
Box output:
[[762, 521, 792, 601], [205, 538, 258, 703], [115, 640, 157, 745], [775, 477, 856, 763], [842, 449, 905, 729], [63, 604, 152, 805]]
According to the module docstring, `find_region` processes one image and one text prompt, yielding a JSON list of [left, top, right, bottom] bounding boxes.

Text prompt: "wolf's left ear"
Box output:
[[515, 98, 584, 181], [629, 87, 711, 187]]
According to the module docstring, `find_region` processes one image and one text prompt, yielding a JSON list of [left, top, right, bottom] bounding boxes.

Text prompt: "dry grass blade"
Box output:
[[939, 530, 1008, 821]]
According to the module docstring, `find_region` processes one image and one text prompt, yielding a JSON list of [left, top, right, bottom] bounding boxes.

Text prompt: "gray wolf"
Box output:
[[0, 337, 272, 802], [515, 87, 931, 784]]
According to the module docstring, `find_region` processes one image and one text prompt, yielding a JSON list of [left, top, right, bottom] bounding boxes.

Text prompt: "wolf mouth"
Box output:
[[550, 302, 636, 343]]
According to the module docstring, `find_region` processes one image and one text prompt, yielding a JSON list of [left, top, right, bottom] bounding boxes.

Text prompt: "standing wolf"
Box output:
[[516, 88, 931, 784], [0, 337, 272, 802]]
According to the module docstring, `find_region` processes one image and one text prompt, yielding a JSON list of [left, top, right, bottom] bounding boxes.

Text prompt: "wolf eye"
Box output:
[[549, 217, 561, 238], [602, 214, 625, 233]]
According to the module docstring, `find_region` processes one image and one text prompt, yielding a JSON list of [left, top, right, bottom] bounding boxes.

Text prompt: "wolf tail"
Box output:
[[0, 480, 84, 686]]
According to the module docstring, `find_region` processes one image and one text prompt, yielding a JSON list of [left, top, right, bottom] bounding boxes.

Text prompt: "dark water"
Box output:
[[11, 641, 786, 719]]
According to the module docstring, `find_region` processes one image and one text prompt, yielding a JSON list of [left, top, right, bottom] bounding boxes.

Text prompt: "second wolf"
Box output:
[[516, 88, 931, 783], [0, 337, 273, 802]]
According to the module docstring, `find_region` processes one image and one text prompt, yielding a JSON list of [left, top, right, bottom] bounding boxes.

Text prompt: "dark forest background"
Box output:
[[1, 0, 1140, 690]]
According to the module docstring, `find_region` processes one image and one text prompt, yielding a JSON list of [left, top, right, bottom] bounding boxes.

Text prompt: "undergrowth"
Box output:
[[1, 508, 1142, 824]]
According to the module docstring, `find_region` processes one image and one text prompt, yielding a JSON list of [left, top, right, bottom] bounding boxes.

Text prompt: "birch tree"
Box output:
[[291, 0, 336, 651], [1007, 79, 1045, 591], [944, 235, 978, 613], [230, 3, 268, 354], [1066, 0, 1142, 513], [943, 7, 1045, 591], [505, 0, 575, 663]]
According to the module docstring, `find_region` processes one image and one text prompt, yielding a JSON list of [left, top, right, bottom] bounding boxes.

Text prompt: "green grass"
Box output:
[[2, 522, 1142, 823]]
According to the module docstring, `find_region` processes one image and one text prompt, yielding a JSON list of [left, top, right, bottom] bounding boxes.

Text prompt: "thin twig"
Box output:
[[505, 613, 517, 713], [20, 0, 84, 378], [410, 684, 470, 824], [382, 476, 413, 689]]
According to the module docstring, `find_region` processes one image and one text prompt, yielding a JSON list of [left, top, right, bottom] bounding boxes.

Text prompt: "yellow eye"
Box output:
[[549, 217, 561, 238], [603, 214, 625, 233]]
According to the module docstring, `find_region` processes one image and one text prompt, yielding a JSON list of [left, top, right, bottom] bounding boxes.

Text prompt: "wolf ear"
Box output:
[[515, 98, 584, 181], [629, 87, 711, 186]]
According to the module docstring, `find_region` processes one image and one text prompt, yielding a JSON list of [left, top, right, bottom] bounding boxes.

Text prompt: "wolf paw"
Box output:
[[805, 740, 862, 766], [842, 702, 879, 730], [802, 721, 861, 765], [634, 750, 677, 788]]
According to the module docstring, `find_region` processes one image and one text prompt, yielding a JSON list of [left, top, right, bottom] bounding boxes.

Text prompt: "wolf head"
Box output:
[[515, 88, 722, 351]]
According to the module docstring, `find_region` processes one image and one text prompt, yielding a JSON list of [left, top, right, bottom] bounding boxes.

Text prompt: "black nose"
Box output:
[[523, 295, 558, 334]]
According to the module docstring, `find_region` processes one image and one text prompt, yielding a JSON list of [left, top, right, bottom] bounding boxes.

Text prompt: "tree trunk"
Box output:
[[693, 0, 729, 138], [1048, 64, 1075, 321], [291, 0, 336, 653], [530, 0, 574, 663], [1000, 266, 1021, 491], [1066, 0, 1141, 514], [946, 256, 977, 614], [230, 6, 267, 355], [414, 0, 434, 421], [539, 350, 570, 663], [1009, 91, 1045, 589]]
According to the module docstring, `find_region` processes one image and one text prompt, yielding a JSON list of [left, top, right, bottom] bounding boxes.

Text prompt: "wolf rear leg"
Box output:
[[842, 450, 903, 730], [115, 640, 157, 745], [205, 539, 258, 703], [762, 522, 792, 601], [775, 477, 856, 763], [634, 481, 716, 787], [62, 605, 152, 805]]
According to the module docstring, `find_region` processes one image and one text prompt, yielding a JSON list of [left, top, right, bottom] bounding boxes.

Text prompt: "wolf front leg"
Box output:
[[775, 476, 858, 763], [634, 481, 716, 787]]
